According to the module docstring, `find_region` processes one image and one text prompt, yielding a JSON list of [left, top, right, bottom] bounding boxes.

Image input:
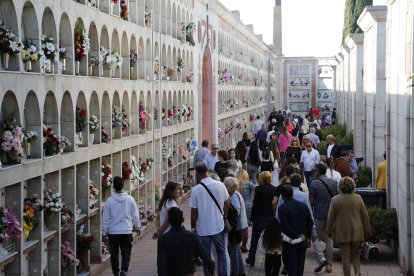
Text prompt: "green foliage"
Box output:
[[367, 208, 398, 244], [321, 124, 346, 141], [357, 166, 372, 187], [341, 0, 373, 45], [317, 140, 327, 155]]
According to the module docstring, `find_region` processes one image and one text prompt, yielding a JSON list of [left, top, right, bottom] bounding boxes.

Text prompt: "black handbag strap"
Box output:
[[200, 181, 223, 216], [319, 178, 334, 198]]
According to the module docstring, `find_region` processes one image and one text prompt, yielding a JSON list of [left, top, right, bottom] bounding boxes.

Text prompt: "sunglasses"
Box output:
[[213, 147, 219, 149]]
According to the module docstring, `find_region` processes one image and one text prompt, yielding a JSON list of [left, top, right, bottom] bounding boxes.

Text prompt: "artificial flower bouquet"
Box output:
[[61, 203, 74, 226], [186, 70, 193, 82], [120, 0, 128, 20], [74, 21, 90, 61], [43, 188, 62, 215], [61, 240, 78, 270], [101, 127, 110, 143], [129, 49, 137, 67], [76, 225, 95, 254], [1, 115, 24, 163], [22, 42, 40, 63], [0, 20, 22, 55], [122, 161, 132, 180], [146, 204, 154, 222], [138, 102, 147, 129], [76, 107, 87, 133], [23, 197, 43, 240], [101, 163, 113, 191], [112, 106, 123, 129], [0, 208, 22, 244], [89, 115, 99, 133], [185, 22, 196, 46], [89, 180, 99, 209], [41, 35, 57, 61]]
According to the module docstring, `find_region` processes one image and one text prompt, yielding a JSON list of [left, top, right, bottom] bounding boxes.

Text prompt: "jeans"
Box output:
[[338, 241, 362, 276], [199, 231, 228, 276], [313, 219, 333, 264], [228, 241, 244, 274], [108, 234, 133, 274], [265, 253, 281, 276], [282, 241, 307, 276], [247, 216, 269, 265], [304, 171, 315, 186]]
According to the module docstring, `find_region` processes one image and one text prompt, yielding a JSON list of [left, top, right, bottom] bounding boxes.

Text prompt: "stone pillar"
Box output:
[[273, 0, 282, 56], [358, 6, 387, 171], [345, 33, 364, 158]]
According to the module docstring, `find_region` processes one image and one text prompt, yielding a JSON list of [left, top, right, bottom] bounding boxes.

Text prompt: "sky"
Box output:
[[219, 0, 387, 57]]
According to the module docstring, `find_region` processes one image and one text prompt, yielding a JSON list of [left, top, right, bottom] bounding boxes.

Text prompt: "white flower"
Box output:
[[9, 41, 19, 52], [46, 42, 55, 51], [108, 174, 112, 178], [55, 192, 60, 197]]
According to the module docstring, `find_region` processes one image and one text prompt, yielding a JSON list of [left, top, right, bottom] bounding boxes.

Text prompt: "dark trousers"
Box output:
[[265, 253, 281, 276], [282, 241, 307, 276], [247, 216, 269, 264], [304, 171, 315, 186], [108, 234, 133, 274]]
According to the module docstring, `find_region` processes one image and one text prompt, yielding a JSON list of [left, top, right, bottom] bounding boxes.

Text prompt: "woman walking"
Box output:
[[260, 141, 274, 173], [285, 137, 302, 164], [327, 177, 371, 276], [153, 181, 180, 238], [246, 139, 261, 184], [269, 140, 281, 187], [278, 126, 292, 160], [237, 169, 256, 252]]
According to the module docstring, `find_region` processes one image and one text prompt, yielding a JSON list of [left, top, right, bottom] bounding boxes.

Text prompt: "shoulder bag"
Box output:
[[319, 178, 335, 198], [200, 181, 232, 233]]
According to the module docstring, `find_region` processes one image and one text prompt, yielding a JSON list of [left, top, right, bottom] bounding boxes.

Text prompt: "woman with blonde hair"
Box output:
[[237, 169, 255, 252], [327, 177, 371, 276], [285, 137, 302, 163], [269, 140, 281, 187]]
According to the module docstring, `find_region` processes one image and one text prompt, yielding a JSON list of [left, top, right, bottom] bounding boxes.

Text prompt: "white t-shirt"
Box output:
[[300, 148, 321, 172], [189, 177, 229, 236], [326, 169, 341, 183], [327, 144, 334, 158], [159, 199, 178, 234]]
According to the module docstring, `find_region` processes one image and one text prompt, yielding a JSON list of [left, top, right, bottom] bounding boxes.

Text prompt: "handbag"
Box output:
[[319, 178, 335, 198], [200, 181, 232, 233], [228, 193, 243, 243]]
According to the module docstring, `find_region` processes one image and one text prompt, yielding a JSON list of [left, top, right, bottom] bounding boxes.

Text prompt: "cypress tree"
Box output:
[[341, 0, 373, 45]]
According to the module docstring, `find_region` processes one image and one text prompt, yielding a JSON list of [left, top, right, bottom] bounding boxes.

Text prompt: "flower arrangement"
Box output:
[[41, 35, 58, 61], [122, 161, 132, 180], [154, 62, 159, 75], [121, 107, 130, 133], [186, 70, 193, 82], [89, 180, 99, 209], [101, 127, 110, 143], [89, 115, 99, 133], [146, 204, 154, 222], [146, 158, 153, 169], [187, 106, 192, 118], [0, 20, 23, 55], [101, 162, 112, 191], [0, 208, 22, 244], [43, 126, 61, 155], [145, 6, 152, 25], [59, 136, 72, 151], [162, 142, 169, 159], [138, 102, 147, 130], [76, 107, 87, 133], [21, 42, 39, 62], [177, 57, 184, 72], [76, 225, 95, 254], [220, 68, 232, 83], [153, 107, 158, 121], [120, 0, 128, 20], [167, 67, 176, 77], [23, 198, 43, 240], [61, 203, 74, 226], [112, 106, 123, 128], [218, 127, 224, 138], [99, 46, 108, 64], [61, 241, 78, 270], [130, 157, 141, 184], [106, 52, 123, 70], [186, 22, 196, 46], [129, 49, 137, 67], [139, 204, 145, 220], [89, 56, 100, 66], [1, 115, 23, 162], [74, 21, 90, 61], [139, 158, 149, 174], [87, 0, 97, 7], [59, 46, 71, 60], [102, 235, 110, 255], [43, 188, 62, 214], [168, 157, 173, 167]]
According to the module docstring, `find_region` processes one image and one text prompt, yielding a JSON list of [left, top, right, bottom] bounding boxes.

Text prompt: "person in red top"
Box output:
[[308, 108, 314, 120], [314, 107, 321, 118], [284, 117, 293, 133]]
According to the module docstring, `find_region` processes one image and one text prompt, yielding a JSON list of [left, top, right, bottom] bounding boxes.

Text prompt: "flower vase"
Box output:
[[26, 60, 32, 72], [76, 132, 83, 146], [25, 143, 32, 159], [62, 58, 66, 71], [59, 148, 64, 154], [89, 65, 93, 75], [89, 133, 95, 145], [75, 61, 80, 75], [2, 52, 9, 69]]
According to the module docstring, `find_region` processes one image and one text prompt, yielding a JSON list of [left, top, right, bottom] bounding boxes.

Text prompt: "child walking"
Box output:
[[262, 218, 305, 276]]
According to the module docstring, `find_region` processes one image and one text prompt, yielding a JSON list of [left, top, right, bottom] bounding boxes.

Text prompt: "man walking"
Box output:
[[251, 115, 264, 134], [326, 135, 341, 160], [203, 143, 219, 171], [194, 139, 210, 167], [309, 163, 338, 273], [190, 163, 230, 276], [300, 140, 321, 186], [157, 207, 215, 276], [278, 185, 313, 276], [102, 176, 141, 276]]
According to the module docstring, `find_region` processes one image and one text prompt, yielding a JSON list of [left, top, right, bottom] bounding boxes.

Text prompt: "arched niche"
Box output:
[[154, 91, 160, 130], [131, 91, 138, 135], [153, 0, 160, 33], [172, 3, 177, 38], [146, 91, 152, 131], [130, 0, 138, 24], [177, 8, 182, 37], [138, 0, 145, 26], [166, 0, 172, 36], [60, 91, 74, 152], [89, 92, 100, 144], [121, 32, 129, 79], [161, 91, 167, 127], [43, 91, 59, 135], [130, 35, 137, 80], [75, 92, 87, 147], [22, 1, 40, 73], [145, 39, 151, 80], [1, 91, 20, 125], [161, 0, 166, 34], [0, 0, 19, 71], [167, 91, 172, 126], [138, 91, 145, 134], [121, 91, 130, 137], [101, 92, 111, 142], [112, 91, 121, 139], [138, 37, 145, 79], [74, 17, 88, 76], [24, 91, 41, 158], [111, 29, 121, 78], [59, 13, 74, 75], [88, 22, 99, 76], [161, 44, 166, 80], [41, 8, 57, 74], [100, 26, 110, 77]]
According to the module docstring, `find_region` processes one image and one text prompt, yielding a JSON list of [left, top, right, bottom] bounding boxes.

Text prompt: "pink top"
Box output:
[[279, 133, 292, 153]]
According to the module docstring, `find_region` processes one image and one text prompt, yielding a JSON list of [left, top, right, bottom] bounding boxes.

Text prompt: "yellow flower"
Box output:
[[23, 221, 33, 232], [30, 54, 38, 61]]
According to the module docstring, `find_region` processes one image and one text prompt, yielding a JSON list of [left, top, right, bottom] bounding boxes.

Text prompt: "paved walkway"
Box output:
[[102, 198, 402, 276]]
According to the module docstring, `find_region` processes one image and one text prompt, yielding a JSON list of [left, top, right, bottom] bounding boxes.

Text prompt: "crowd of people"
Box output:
[[102, 106, 375, 276]]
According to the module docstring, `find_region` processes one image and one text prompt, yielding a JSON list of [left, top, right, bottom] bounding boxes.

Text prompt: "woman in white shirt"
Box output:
[[153, 181, 180, 238], [326, 157, 341, 183], [228, 148, 243, 169], [259, 141, 275, 173]]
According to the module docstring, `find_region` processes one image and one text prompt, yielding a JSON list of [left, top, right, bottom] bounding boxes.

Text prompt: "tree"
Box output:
[[341, 0, 373, 45]]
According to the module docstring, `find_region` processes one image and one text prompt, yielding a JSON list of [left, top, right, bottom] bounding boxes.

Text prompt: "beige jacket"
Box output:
[[326, 193, 371, 244]]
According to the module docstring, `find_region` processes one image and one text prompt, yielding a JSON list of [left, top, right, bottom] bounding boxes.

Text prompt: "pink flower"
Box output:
[[3, 130, 13, 141]]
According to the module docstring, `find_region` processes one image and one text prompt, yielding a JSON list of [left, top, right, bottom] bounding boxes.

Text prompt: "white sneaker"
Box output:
[[314, 258, 327, 272]]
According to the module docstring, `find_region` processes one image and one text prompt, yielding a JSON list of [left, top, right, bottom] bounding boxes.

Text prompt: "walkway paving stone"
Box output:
[[102, 198, 402, 276]]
